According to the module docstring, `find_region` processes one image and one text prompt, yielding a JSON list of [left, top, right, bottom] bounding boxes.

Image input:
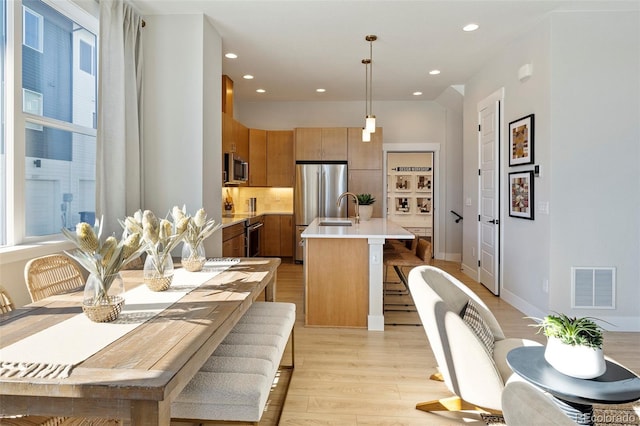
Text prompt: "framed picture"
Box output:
[[509, 114, 534, 166], [509, 171, 534, 220]]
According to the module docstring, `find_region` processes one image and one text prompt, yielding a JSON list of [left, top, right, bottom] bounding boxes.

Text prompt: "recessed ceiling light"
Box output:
[[316, 88, 326, 93], [429, 69, 441, 75], [243, 74, 254, 79], [463, 23, 479, 32], [256, 89, 266, 93], [225, 53, 238, 59], [413, 91, 423, 96]]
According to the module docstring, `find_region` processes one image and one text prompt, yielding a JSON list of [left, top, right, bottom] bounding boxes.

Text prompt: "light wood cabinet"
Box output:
[[235, 121, 249, 161], [267, 131, 294, 187], [249, 129, 267, 186], [321, 127, 348, 160], [222, 222, 245, 257], [348, 169, 384, 219], [262, 214, 293, 257], [248, 130, 294, 187], [348, 127, 383, 169], [295, 127, 347, 161], [222, 113, 248, 160], [305, 237, 369, 327]]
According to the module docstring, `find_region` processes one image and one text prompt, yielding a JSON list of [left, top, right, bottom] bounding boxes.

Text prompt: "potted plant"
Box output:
[[356, 193, 376, 221], [529, 313, 606, 379]]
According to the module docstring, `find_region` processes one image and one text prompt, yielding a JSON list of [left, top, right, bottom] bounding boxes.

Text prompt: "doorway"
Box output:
[[477, 89, 503, 296], [386, 152, 434, 245]]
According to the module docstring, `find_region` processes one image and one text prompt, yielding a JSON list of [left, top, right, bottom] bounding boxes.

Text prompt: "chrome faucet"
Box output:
[[336, 192, 359, 224]]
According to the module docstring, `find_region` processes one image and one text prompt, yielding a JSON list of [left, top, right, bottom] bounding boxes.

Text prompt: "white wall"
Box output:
[[462, 11, 639, 330], [142, 14, 223, 256], [236, 98, 463, 260], [548, 11, 639, 330]]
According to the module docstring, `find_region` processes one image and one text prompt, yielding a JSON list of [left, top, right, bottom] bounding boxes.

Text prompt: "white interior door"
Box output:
[[478, 94, 501, 295]]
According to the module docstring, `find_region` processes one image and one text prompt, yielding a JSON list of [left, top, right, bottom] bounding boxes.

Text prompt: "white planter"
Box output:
[[359, 205, 373, 221], [544, 336, 606, 379]]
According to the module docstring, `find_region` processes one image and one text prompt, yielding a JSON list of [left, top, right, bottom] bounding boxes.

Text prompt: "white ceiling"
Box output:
[[132, 1, 639, 102]]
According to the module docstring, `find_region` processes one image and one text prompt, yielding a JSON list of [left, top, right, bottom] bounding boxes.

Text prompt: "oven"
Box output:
[[245, 215, 264, 257]]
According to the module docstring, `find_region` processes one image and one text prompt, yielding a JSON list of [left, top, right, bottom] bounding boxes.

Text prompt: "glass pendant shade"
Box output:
[[362, 128, 371, 142], [365, 115, 376, 133]]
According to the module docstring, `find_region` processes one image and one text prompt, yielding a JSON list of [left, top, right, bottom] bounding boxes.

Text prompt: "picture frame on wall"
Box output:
[[509, 171, 534, 220], [509, 114, 535, 166]]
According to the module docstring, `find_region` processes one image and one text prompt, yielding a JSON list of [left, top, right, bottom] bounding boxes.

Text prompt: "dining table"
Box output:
[[0, 257, 280, 425]]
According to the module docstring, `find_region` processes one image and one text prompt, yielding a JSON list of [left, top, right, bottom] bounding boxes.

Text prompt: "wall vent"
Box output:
[[571, 267, 615, 309]]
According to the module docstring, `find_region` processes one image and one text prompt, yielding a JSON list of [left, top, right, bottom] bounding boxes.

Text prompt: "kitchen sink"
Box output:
[[319, 219, 352, 226]]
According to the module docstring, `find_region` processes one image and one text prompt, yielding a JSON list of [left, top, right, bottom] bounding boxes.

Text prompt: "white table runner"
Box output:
[[0, 260, 239, 379]]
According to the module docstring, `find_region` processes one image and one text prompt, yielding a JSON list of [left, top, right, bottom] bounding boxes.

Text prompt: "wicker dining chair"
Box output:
[[24, 254, 85, 302], [0, 285, 16, 314]]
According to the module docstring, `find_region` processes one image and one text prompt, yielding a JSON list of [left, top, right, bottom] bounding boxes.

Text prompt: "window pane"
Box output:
[[79, 39, 92, 75], [22, 0, 97, 129], [23, 7, 42, 51], [25, 126, 95, 237]]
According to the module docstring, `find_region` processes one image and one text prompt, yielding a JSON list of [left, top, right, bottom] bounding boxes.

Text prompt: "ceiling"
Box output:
[[132, 1, 638, 103]]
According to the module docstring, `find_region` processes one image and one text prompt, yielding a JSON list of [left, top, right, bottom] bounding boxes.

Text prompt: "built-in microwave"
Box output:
[[224, 153, 248, 184]]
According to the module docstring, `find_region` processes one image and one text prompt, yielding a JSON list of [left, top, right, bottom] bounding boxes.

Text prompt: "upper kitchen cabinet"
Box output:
[[222, 75, 234, 115], [222, 112, 249, 160], [295, 127, 347, 161], [348, 127, 383, 170], [249, 129, 267, 187], [249, 129, 294, 187], [267, 130, 294, 187]]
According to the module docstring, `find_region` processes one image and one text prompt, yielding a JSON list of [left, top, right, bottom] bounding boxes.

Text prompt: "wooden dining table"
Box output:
[[0, 257, 280, 425]]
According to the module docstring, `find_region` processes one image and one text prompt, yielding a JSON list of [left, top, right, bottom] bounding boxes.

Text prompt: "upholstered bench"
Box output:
[[171, 301, 295, 425]]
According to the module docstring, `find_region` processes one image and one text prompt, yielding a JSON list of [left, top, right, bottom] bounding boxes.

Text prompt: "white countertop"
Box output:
[[301, 217, 414, 239]]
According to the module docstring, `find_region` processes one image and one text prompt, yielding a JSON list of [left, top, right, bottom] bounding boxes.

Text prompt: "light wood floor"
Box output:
[[273, 259, 639, 426]]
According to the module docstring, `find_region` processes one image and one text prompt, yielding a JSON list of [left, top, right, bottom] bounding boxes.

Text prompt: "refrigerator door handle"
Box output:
[[318, 170, 324, 216]]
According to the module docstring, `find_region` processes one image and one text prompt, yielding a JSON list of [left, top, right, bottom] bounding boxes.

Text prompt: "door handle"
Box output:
[[487, 219, 499, 224]]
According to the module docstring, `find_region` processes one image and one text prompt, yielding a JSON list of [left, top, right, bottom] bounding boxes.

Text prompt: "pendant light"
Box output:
[[362, 58, 371, 142], [364, 35, 377, 134]]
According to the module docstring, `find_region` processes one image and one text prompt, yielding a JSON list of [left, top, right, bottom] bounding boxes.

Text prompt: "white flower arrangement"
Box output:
[[62, 217, 145, 303]]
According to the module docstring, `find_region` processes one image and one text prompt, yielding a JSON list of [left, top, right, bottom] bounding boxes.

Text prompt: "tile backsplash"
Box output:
[[222, 187, 293, 214]]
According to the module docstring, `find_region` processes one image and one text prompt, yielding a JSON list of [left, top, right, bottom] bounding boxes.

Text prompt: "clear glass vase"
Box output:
[[143, 252, 174, 291], [181, 241, 206, 272], [82, 273, 125, 322]]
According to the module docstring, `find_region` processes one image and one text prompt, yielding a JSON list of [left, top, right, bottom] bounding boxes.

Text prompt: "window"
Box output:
[[23, 88, 43, 130], [1, 0, 98, 245], [23, 6, 43, 52], [79, 39, 93, 75]]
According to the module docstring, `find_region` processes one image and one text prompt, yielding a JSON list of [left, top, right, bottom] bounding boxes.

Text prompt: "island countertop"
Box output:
[[301, 217, 414, 240]]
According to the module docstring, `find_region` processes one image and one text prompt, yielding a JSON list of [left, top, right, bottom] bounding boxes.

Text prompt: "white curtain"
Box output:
[[96, 0, 144, 237]]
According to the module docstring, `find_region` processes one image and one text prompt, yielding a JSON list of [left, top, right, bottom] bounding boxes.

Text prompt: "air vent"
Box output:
[[571, 267, 615, 309]]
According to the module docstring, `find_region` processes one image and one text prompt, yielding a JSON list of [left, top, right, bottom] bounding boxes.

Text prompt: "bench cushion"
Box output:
[[172, 301, 295, 423]]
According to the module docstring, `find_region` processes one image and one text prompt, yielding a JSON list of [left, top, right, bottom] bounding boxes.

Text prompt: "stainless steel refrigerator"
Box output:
[[294, 161, 348, 262]]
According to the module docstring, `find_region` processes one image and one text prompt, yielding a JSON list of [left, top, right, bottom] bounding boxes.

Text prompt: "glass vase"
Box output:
[[82, 273, 125, 322], [181, 241, 206, 272], [143, 252, 174, 291]]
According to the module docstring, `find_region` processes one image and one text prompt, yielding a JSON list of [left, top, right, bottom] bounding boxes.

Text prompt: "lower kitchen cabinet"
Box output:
[[222, 222, 245, 257], [262, 214, 293, 257]]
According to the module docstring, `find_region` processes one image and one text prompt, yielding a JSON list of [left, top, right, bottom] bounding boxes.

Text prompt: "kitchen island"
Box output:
[[301, 217, 414, 331]]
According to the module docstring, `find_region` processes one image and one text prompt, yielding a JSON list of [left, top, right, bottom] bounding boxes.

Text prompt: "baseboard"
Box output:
[[460, 262, 479, 281]]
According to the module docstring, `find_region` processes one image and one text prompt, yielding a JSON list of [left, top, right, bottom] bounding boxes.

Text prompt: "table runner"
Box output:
[[0, 260, 238, 379]]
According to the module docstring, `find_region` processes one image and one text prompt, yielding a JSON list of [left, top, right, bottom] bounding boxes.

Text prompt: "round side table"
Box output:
[[507, 346, 640, 425]]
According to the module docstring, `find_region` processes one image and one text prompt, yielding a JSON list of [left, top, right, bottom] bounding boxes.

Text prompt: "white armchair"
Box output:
[[407, 265, 541, 413]]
